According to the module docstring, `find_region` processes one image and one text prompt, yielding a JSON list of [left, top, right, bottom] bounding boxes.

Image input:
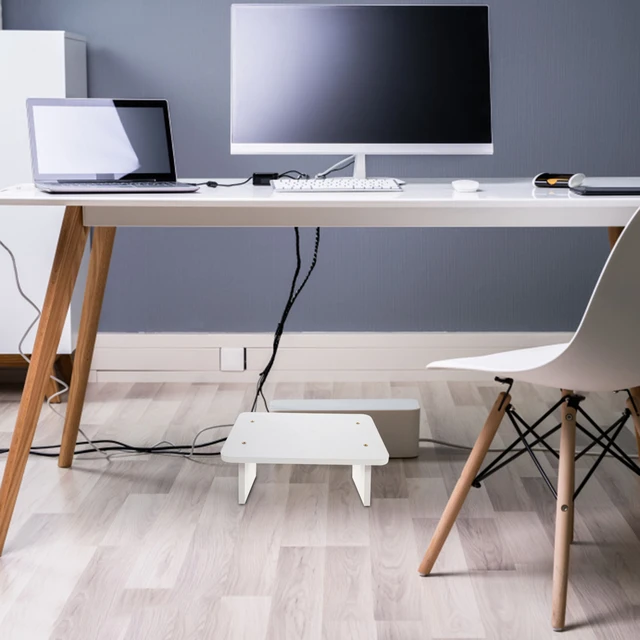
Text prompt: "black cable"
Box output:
[[278, 170, 309, 180], [206, 177, 252, 188], [251, 228, 303, 411], [0, 432, 230, 458], [193, 170, 311, 188], [259, 388, 270, 412], [186, 178, 252, 187], [251, 226, 321, 412], [23, 438, 226, 458]]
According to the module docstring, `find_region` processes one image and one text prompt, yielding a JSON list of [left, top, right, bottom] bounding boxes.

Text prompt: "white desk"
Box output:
[[2, 179, 639, 227], [0, 178, 637, 556]]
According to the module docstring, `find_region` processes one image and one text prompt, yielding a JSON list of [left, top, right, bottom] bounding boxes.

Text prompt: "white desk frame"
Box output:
[[0, 179, 637, 629]]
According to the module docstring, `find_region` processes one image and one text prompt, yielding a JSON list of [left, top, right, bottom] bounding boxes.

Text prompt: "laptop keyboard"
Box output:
[[58, 181, 187, 188]]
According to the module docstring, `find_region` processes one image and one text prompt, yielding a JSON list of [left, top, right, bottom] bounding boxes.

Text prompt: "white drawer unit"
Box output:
[[0, 31, 88, 355]]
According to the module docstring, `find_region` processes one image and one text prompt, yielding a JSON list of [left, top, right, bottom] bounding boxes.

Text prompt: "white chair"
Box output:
[[418, 208, 640, 631]]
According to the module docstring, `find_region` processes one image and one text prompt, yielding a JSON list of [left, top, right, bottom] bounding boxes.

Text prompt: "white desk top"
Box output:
[[1, 179, 638, 227]]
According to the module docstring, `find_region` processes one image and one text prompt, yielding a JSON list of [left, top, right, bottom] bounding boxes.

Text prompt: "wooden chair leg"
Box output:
[[551, 395, 578, 631], [58, 227, 116, 469], [418, 390, 511, 576], [0, 206, 88, 555], [626, 392, 640, 462], [560, 390, 576, 545]]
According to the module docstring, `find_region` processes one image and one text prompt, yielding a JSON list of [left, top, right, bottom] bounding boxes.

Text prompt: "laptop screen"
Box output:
[[27, 99, 177, 181]]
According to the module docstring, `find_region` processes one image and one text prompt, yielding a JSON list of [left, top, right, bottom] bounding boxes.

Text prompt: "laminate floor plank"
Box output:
[[580, 506, 640, 606], [223, 483, 290, 597], [167, 383, 219, 428], [323, 620, 379, 640], [322, 546, 375, 623], [331, 382, 363, 399], [413, 518, 486, 639], [0, 544, 96, 640], [101, 494, 166, 547], [174, 476, 244, 602], [376, 621, 432, 640], [370, 499, 422, 622], [125, 461, 216, 589], [326, 466, 370, 547], [281, 483, 328, 547], [49, 546, 140, 640], [455, 518, 515, 571], [372, 459, 409, 499], [447, 382, 484, 407], [266, 547, 325, 640], [211, 596, 272, 640]]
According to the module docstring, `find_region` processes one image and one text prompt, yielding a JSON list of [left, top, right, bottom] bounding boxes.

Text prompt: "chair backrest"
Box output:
[[559, 206, 640, 391]]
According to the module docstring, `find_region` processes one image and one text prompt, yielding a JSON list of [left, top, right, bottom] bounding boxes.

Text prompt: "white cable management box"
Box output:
[[270, 398, 421, 458]]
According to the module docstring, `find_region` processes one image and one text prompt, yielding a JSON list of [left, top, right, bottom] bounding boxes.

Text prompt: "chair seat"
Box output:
[[428, 341, 640, 391], [428, 342, 568, 375]]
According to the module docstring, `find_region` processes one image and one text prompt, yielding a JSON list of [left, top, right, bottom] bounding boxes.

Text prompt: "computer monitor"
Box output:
[[231, 4, 492, 177]]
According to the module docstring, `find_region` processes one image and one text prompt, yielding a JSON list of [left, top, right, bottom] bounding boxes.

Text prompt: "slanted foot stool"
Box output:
[[221, 412, 389, 506]]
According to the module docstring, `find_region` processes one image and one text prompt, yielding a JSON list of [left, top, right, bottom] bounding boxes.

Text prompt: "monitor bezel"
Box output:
[[230, 4, 493, 156], [26, 98, 178, 181]]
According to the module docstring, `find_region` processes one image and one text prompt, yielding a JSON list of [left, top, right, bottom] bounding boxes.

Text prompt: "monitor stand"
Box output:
[[318, 154, 367, 179], [353, 154, 366, 179]]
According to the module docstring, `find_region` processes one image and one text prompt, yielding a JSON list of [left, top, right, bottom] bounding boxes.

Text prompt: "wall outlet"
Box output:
[[220, 347, 246, 372]]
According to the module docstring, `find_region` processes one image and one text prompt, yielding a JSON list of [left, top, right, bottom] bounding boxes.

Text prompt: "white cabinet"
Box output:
[[0, 31, 88, 354]]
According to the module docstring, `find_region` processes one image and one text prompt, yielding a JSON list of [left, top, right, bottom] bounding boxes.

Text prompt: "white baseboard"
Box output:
[[90, 332, 572, 383]]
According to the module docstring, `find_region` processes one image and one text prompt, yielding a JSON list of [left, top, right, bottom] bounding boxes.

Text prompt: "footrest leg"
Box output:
[[239, 462, 257, 505], [352, 464, 372, 507]]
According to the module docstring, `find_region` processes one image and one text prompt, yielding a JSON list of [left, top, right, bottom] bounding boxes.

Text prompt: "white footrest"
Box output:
[[221, 412, 389, 506]]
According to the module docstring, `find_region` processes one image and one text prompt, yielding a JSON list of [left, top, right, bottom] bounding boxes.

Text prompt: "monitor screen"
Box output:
[[231, 4, 492, 153], [27, 99, 175, 180]]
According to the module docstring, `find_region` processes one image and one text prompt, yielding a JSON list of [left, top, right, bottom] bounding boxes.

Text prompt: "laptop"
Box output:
[[571, 185, 640, 196], [26, 98, 199, 193]]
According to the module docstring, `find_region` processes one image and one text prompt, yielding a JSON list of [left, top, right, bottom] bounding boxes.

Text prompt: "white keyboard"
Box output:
[[271, 178, 403, 192]]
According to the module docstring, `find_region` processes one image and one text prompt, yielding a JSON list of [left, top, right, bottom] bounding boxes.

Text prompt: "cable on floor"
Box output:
[[1, 237, 236, 461]]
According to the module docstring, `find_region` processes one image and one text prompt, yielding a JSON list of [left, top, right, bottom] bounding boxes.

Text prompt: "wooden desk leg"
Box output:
[[608, 226, 624, 249], [418, 391, 510, 576], [58, 227, 116, 469], [551, 396, 577, 631], [0, 206, 88, 555]]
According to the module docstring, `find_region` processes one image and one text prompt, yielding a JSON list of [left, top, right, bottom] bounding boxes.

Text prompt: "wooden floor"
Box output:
[[0, 380, 639, 639]]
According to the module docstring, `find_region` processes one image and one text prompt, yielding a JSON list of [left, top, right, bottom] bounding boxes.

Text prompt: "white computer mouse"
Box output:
[[452, 179, 480, 193]]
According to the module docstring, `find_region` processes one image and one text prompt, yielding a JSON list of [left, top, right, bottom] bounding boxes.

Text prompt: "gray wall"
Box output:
[[5, 0, 640, 332]]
